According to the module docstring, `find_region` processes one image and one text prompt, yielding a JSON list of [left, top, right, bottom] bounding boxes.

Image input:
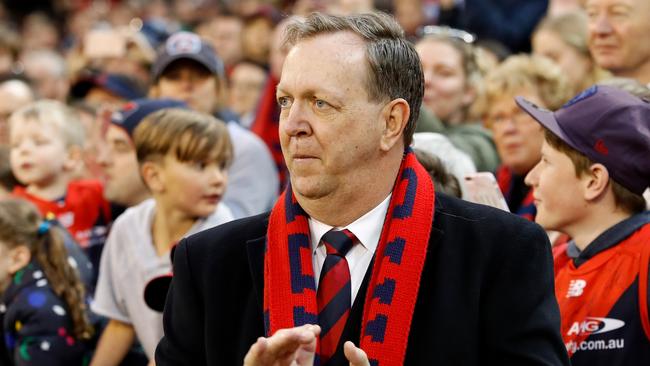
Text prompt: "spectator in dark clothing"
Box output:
[[439, 0, 549, 53]]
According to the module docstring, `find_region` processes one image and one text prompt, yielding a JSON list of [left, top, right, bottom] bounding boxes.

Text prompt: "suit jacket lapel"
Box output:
[[246, 235, 266, 309]]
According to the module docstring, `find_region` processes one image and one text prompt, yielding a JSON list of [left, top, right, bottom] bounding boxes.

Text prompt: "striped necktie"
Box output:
[[317, 229, 357, 364]]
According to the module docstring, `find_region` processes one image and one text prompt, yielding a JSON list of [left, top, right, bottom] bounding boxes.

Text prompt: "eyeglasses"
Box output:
[[419, 25, 476, 44], [485, 109, 532, 129]]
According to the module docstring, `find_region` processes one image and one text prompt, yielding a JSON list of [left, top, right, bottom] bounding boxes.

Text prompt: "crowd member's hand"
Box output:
[[343, 341, 371, 366], [243, 324, 320, 366]]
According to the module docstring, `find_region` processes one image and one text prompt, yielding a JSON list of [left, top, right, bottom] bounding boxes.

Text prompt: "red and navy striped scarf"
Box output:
[[264, 149, 434, 365]]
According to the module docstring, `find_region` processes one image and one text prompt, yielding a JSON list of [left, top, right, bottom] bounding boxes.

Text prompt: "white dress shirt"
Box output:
[[309, 194, 391, 305]]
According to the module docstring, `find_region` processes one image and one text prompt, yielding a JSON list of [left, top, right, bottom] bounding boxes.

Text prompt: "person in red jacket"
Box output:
[[520, 85, 650, 365]]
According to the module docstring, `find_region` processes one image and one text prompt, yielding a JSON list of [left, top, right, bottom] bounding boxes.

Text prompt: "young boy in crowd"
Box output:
[[8, 100, 111, 283], [518, 85, 650, 365], [91, 108, 234, 365]]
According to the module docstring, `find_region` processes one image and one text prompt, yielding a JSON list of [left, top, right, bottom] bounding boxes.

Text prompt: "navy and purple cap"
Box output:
[[71, 73, 145, 101], [151, 31, 225, 81], [516, 85, 650, 195], [110, 98, 187, 137]]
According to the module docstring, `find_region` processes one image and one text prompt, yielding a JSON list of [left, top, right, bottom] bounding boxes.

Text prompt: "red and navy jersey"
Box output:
[[13, 180, 111, 248], [554, 212, 650, 365], [13, 180, 111, 286]]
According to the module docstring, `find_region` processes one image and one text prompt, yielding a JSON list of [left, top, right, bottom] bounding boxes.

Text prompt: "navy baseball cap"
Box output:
[[71, 73, 145, 101], [151, 31, 225, 81], [516, 85, 650, 195], [110, 98, 187, 137]]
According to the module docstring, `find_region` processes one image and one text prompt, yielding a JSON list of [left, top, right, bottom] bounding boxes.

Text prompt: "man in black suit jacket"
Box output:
[[156, 12, 569, 366]]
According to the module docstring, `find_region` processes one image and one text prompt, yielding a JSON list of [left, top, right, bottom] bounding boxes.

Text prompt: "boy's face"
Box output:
[[525, 140, 589, 233], [153, 59, 219, 115], [154, 152, 228, 218], [9, 119, 70, 188]]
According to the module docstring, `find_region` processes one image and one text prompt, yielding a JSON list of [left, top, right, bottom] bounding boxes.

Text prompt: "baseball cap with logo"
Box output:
[[151, 31, 225, 81], [71, 72, 145, 101], [516, 85, 650, 195], [110, 98, 187, 138]]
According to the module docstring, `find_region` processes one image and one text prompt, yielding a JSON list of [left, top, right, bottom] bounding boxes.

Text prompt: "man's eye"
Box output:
[[315, 100, 329, 109], [277, 96, 293, 109]]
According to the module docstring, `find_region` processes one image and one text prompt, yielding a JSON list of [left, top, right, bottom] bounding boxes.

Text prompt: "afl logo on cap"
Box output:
[[166, 32, 202, 56], [562, 85, 598, 108]]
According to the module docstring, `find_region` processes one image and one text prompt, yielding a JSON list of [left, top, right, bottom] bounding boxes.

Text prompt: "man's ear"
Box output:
[[9, 245, 31, 275], [584, 163, 610, 201], [63, 145, 83, 172], [380, 98, 410, 152], [140, 161, 164, 194]]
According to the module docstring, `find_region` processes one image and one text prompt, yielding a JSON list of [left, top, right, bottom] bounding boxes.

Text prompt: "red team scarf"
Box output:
[[264, 149, 435, 365]]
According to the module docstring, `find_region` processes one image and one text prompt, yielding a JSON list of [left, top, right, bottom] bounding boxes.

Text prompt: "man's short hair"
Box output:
[[284, 12, 424, 146], [543, 129, 646, 214], [133, 108, 232, 168]]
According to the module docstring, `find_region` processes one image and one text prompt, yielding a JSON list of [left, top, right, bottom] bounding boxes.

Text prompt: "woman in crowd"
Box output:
[[532, 11, 609, 96], [478, 55, 571, 220], [415, 26, 499, 172]]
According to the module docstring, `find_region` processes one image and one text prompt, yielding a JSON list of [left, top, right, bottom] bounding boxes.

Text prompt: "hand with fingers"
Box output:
[[243, 325, 372, 366], [243, 324, 320, 366], [343, 341, 371, 366]]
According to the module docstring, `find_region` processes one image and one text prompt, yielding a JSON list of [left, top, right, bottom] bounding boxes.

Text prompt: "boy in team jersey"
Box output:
[[518, 85, 650, 365]]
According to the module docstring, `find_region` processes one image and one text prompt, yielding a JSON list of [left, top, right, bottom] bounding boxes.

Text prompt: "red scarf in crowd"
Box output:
[[264, 149, 434, 365]]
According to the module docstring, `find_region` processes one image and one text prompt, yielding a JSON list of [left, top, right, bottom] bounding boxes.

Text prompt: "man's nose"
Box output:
[[96, 145, 111, 166], [281, 101, 312, 137], [591, 14, 613, 36]]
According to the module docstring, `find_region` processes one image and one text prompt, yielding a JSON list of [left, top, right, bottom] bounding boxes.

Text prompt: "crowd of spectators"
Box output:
[[0, 0, 648, 365]]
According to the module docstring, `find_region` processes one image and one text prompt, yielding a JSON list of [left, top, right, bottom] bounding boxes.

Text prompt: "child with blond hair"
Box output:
[[9, 100, 111, 284], [91, 108, 234, 365], [0, 198, 94, 365]]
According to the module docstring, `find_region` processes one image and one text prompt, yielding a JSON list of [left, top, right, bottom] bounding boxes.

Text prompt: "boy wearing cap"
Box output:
[[149, 31, 278, 219], [519, 85, 650, 364], [91, 108, 234, 365]]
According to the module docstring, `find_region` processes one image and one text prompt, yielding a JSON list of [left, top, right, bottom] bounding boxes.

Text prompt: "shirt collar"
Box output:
[[572, 211, 650, 267], [309, 194, 392, 254]]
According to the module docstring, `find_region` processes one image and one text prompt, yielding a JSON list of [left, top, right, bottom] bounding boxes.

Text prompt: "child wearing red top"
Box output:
[[9, 100, 110, 283]]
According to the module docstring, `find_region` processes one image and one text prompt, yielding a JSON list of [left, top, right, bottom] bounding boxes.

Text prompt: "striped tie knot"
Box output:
[[321, 229, 356, 257]]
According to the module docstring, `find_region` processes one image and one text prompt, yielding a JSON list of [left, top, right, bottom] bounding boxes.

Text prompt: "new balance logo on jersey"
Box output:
[[567, 317, 625, 336], [566, 279, 587, 297]]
